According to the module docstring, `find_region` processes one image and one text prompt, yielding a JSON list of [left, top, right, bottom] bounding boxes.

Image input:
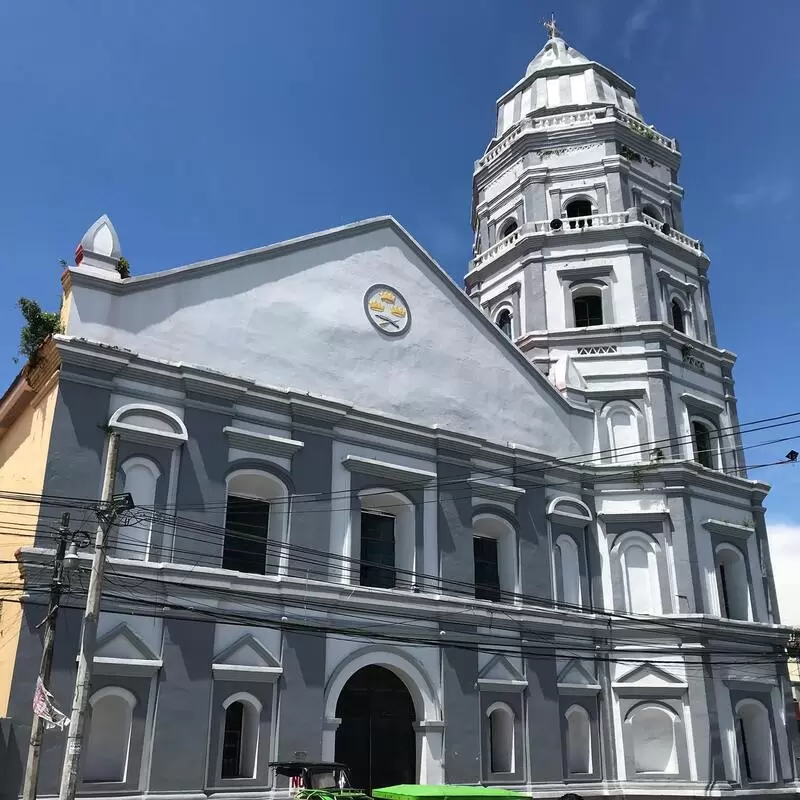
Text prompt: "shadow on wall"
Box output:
[[0, 717, 22, 800]]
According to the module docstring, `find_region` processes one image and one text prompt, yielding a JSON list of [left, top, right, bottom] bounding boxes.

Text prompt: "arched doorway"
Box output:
[[335, 665, 416, 791]]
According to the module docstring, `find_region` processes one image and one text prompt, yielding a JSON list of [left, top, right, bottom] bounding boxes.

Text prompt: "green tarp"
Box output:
[[373, 786, 529, 800]]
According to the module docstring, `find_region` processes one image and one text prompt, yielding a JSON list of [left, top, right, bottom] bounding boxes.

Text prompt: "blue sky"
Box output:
[[1, 1, 799, 606]]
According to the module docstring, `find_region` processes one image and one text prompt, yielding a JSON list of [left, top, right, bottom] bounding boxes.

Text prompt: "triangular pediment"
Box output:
[[214, 634, 280, 669], [65, 218, 591, 457], [616, 662, 683, 686], [95, 624, 158, 662], [557, 659, 596, 686], [478, 655, 525, 684]]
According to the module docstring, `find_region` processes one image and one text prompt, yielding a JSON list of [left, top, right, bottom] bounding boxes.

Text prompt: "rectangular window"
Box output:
[[474, 536, 501, 601], [360, 512, 396, 588], [222, 495, 270, 574]]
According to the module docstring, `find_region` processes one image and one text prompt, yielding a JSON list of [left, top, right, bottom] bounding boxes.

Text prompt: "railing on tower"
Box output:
[[471, 211, 703, 269], [476, 106, 678, 170]]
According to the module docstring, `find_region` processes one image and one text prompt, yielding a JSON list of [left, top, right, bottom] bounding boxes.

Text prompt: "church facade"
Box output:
[[0, 28, 797, 800]]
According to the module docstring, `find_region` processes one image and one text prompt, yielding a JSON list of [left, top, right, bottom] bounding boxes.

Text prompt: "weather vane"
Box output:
[[543, 13, 561, 40]]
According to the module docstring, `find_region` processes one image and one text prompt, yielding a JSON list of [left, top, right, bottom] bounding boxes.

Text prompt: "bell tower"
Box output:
[[466, 22, 744, 470]]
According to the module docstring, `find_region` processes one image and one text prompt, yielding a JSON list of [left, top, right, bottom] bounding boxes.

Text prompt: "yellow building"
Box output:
[[0, 341, 61, 716]]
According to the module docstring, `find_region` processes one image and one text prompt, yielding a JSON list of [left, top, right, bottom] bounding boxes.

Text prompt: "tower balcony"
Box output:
[[475, 106, 678, 173], [468, 211, 705, 276]]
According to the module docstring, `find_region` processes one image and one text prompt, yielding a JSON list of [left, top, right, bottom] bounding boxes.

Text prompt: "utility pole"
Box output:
[[57, 432, 133, 800], [20, 512, 71, 800]]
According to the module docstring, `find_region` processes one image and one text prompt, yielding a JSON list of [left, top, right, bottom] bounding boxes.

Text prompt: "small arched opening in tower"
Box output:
[[565, 199, 594, 229]]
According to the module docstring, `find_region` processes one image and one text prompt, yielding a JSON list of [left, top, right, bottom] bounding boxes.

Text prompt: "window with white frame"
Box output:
[[113, 457, 160, 560], [220, 693, 261, 780], [572, 289, 603, 327], [222, 470, 291, 575], [359, 489, 415, 590], [498, 218, 519, 239], [487, 703, 515, 774], [735, 699, 774, 783], [714, 544, 751, 620], [83, 687, 136, 783], [565, 704, 592, 775], [627, 703, 678, 774], [691, 418, 718, 470], [617, 535, 662, 615], [495, 308, 513, 339], [565, 198, 595, 228], [670, 298, 686, 333], [554, 534, 581, 608], [473, 514, 517, 602]]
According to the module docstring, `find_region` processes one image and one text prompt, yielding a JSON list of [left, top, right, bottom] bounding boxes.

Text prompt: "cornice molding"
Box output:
[[341, 454, 437, 485], [468, 478, 526, 504], [223, 426, 304, 460]]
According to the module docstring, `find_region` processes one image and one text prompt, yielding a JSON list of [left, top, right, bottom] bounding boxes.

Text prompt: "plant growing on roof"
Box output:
[[17, 297, 62, 363], [116, 256, 130, 279]]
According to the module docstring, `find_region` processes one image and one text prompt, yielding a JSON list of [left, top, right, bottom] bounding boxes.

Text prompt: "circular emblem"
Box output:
[[364, 284, 411, 337]]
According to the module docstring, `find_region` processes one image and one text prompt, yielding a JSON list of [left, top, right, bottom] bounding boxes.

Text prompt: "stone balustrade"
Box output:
[[471, 211, 702, 269], [476, 107, 677, 169]]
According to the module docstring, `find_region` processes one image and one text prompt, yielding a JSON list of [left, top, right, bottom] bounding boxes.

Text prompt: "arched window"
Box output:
[[473, 514, 517, 602], [565, 704, 592, 775], [220, 694, 261, 780], [108, 403, 188, 446], [487, 703, 514, 773], [670, 299, 685, 333], [691, 420, 717, 469], [642, 204, 662, 222], [554, 534, 581, 607], [602, 402, 642, 464], [495, 309, 513, 339], [618, 536, 661, 615], [735, 700, 774, 783], [223, 470, 287, 575], [627, 703, 678, 774], [499, 219, 519, 239], [573, 291, 603, 327], [565, 198, 594, 229], [359, 490, 415, 589], [84, 688, 136, 783], [715, 545, 751, 620], [114, 457, 160, 561]]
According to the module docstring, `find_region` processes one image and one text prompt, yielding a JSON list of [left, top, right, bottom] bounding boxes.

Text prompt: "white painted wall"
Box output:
[[67, 224, 591, 458]]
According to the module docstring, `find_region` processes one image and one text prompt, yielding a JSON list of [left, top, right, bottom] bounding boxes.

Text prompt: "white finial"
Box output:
[[74, 214, 124, 279], [543, 13, 561, 40]]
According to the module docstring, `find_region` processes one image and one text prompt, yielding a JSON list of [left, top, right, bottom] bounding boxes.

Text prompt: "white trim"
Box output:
[[89, 685, 137, 709], [108, 403, 188, 448], [478, 678, 528, 692], [702, 518, 755, 540], [212, 664, 282, 683], [342, 454, 436, 484], [565, 703, 593, 774], [469, 478, 525, 504], [115, 456, 161, 562], [223, 426, 304, 459], [94, 657, 163, 678], [225, 469, 291, 576], [222, 691, 263, 713], [474, 512, 519, 600], [547, 495, 593, 525]]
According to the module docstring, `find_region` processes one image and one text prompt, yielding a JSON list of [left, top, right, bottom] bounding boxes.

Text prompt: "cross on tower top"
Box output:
[[543, 13, 561, 40]]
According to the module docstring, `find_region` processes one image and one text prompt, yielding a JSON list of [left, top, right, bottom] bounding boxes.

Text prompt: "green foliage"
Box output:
[[17, 297, 62, 361], [620, 144, 642, 163], [116, 256, 130, 279]]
